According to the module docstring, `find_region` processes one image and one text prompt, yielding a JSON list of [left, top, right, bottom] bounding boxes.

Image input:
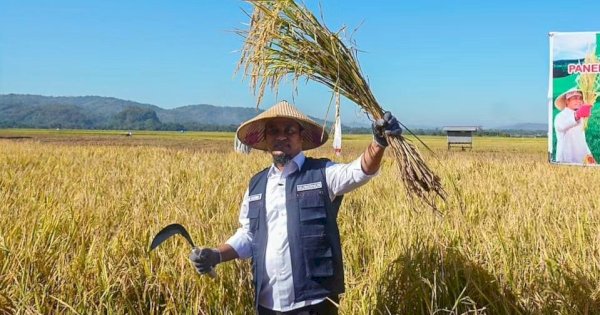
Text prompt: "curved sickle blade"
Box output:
[[149, 223, 195, 252]]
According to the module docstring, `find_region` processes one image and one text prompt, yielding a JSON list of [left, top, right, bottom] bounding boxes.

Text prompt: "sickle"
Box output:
[[149, 223, 217, 278], [149, 223, 195, 251]]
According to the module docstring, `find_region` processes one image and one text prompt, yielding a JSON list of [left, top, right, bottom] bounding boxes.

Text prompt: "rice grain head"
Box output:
[[237, 0, 447, 211]]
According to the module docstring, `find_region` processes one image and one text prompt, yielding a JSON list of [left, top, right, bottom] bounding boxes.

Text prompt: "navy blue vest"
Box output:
[[246, 157, 345, 308]]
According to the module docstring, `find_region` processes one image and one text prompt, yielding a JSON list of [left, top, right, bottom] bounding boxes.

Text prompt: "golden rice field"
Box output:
[[1, 129, 599, 314]]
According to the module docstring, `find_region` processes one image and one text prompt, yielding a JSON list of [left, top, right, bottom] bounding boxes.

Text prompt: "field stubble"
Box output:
[[0, 131, 599, 314]]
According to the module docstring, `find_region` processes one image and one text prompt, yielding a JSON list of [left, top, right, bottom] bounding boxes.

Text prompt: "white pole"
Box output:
[[333, 93, 342, 156], [548, 32, 555, 162]]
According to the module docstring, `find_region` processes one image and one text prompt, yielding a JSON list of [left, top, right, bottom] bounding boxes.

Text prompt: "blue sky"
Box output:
[[1, 0, 599, 128]]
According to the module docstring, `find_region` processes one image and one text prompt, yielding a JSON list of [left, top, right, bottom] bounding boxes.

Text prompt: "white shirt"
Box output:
[[554, 108, 592, 164], [226, 152, 376, 311]]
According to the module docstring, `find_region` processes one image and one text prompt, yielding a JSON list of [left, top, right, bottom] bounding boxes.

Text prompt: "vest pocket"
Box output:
[[298, 189, 326, 222], [247, 200, 262, 232], [301, 224, 325, 237], [298, 187, 332, 277], [303, 236, 334, 278]]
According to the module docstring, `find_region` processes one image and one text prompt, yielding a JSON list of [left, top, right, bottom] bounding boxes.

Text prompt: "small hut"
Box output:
[[442, 126, 479, 150]]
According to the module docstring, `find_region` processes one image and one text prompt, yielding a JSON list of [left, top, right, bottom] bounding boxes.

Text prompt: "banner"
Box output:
[[549, 32, 600, 165]]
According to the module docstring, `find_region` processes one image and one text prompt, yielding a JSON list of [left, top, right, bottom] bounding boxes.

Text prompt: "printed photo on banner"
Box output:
[[550, 32, 600, 165]]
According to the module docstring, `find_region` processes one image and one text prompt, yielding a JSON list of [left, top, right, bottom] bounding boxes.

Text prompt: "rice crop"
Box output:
[[1, 131, 599, 314]]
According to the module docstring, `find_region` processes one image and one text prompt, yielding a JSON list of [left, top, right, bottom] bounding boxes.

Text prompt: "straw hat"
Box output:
[[236, 100, 328, 151], [555, 87, 583, 110]]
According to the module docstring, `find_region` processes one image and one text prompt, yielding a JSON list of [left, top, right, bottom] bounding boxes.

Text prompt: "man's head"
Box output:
[[264, 118, 304, 166], [565, 90, 583, 110], [235, 100, 328, 153], [555, 88, 583, 111]]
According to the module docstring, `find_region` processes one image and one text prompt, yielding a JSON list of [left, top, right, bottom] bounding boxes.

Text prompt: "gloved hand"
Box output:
[[189, 247, 221, 274], [372, 111, 402, 147], [575, 104, 592, 120]]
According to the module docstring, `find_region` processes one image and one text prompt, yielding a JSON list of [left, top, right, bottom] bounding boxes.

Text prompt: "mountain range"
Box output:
[[0, 94, 286, 131], [0, 94, 548, 133], [493, 123, 547, 131]]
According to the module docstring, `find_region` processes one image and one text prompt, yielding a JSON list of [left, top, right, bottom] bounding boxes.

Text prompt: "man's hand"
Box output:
[[189, 247, 221, 274], [372, 111, 402, 147], [575, 104, 592, 120]]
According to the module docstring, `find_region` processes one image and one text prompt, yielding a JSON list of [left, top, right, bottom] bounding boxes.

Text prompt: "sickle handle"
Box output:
[[191, 247, 218, 279]]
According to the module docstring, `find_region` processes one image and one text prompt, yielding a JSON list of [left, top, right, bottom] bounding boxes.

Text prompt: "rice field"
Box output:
[[1, 129, 599, 314]]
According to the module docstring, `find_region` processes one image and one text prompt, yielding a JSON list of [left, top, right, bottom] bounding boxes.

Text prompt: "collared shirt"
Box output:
[[226, 152, 376, 312]]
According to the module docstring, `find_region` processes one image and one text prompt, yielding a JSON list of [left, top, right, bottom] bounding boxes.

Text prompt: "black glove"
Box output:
[[189, 248, 221, 274], [372, 111, 402, 147]]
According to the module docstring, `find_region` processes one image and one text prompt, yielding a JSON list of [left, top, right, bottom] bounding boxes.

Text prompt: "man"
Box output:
[[190, 101, 401, 314], [554, 88, 595, 164]]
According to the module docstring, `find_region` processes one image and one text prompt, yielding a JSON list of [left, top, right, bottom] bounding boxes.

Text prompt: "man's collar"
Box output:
[[268, 152, 305, 177]]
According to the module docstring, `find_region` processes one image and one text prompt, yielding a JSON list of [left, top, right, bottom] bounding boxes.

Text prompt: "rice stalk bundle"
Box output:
[[237, 0, 446, 210], [576, 49, 600, 129]]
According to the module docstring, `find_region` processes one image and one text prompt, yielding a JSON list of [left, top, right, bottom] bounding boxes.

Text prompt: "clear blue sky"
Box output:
[[1, 0, 599, 128]]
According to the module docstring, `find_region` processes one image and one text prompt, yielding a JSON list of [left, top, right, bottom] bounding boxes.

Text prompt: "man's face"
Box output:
[[566, 94, 583, 110], [265, 118, 303, 162]]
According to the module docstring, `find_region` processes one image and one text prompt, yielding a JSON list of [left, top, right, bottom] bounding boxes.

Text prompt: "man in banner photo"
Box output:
[[550, 32, 600, 165], [554, 88, 595, 163]]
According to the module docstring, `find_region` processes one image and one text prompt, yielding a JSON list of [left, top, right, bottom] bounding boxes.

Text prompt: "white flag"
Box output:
[[333, 95, 342, 156]]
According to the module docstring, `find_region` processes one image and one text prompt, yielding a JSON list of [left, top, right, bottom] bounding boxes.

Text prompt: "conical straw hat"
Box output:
[[555, 87, 583, 110], [236, 100, 328, 151]]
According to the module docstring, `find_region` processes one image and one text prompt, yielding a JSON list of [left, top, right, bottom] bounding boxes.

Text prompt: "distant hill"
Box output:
[[0, 94, 550, 136], [157, 104, 262, 125], [0, 94, 247, 130], [0, 94, 351, 132], [0, 94, 259, 129], [494, 123, 547, 131]]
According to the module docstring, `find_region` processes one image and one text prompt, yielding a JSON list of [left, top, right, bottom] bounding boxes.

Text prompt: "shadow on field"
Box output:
[[0, 136, 32, 140], [540, 264, 600, 314], [373, 245, 527, 315], [0, 292, 14, 315]]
